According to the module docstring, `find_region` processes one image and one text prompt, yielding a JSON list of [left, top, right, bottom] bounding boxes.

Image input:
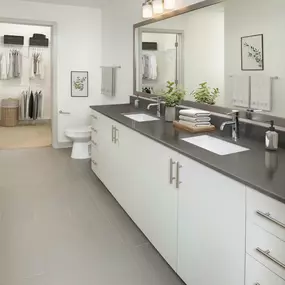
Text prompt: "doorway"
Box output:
[[0, 22, 53, 149]]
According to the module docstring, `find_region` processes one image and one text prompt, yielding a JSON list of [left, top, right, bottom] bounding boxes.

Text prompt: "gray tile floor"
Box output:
[[0, 147, 185, 285]]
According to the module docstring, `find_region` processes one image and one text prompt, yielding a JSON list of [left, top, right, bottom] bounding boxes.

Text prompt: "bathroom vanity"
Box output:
[[90, 104, 285, 285]]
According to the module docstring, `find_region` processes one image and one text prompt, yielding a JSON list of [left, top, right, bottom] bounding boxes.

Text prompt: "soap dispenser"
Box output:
[[265, 120, 279, 151]]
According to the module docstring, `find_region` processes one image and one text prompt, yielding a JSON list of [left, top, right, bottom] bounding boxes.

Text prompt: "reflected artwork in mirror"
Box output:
[[134, 0, 285, 120]]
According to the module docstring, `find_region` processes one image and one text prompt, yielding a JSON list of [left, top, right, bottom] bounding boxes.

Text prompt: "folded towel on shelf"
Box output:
[[179, 108, 211, 118], [179, 115, 211, 123], [179, 120, 211, 127]]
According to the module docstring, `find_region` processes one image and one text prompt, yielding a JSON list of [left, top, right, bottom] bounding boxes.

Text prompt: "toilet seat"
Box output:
[[65, 126, 91, 138]]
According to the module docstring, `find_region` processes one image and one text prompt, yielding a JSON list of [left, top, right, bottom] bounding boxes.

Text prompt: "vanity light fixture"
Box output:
[[142, 1, 153, 19], [164, 0, 175, 10], [152, 0, 164, 15]]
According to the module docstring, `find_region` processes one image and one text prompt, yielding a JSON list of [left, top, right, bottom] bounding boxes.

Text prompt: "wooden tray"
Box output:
[[173, 121, 216, 133]]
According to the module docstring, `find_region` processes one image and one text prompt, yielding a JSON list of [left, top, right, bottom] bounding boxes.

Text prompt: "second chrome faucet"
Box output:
[[220, 110, 240, 142]]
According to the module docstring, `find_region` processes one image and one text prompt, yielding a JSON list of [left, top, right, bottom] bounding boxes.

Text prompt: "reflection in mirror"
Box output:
[[142, 32, 177, 94], [134, 0, 285, 118], [137, 29, 183, 94], [135, 2, 224, 102]]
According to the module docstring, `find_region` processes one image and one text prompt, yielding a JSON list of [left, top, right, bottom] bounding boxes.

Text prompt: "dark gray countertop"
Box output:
[[90, 104, 285, 204]]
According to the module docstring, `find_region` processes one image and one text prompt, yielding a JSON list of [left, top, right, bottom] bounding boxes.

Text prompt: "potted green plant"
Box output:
[[192, 82, 220, 105], [162, 81, 186, 122]]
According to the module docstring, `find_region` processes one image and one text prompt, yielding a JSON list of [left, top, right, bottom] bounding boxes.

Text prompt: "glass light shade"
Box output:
[[164, 0, 175, 10], [152, 0, 164, 15], [142, 2, 153, 19]]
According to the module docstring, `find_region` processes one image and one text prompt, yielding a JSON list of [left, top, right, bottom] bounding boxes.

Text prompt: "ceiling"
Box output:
[[20, 0, 112, 8]]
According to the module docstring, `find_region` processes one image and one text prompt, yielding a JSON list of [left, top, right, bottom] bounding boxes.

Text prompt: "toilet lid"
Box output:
[[66, 126, 91, 134]]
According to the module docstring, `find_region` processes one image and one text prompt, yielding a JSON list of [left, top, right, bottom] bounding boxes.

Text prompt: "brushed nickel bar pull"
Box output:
[[169, 158, 176, 184], [114, 127, 119, 144], [91, 160, 97, 166], [256, 247, 285, 269], [91, 140, 97, 146], [256, 210, 285, 229], [91, 115, 98, 119], [176, 162, 182, 189], [91, 127, 97, 133], [112, 126, 115, 142]]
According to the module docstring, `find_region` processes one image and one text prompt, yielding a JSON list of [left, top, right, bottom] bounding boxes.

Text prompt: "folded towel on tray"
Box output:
[[179, 115, 211, 123], [179, 108, 211, 118], [179, 120, 211, 127]]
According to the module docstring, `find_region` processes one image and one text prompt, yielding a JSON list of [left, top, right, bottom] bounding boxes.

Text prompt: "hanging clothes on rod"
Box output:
[[142, 54, 157, 80], [20, 90, 44, 120], [30, 51, 45, 80], [0, 49, 22, 80]]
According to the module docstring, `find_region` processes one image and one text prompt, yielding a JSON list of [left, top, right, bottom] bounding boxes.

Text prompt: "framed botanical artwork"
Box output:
[[241, 34, 264, 71], [71, 71, 88, 97]]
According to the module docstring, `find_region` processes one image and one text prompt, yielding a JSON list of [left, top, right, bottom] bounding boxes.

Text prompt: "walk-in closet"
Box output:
[[0, 23, 51, 149]]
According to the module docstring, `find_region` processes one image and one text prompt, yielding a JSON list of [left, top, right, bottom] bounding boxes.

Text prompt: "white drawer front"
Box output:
[[91, 138, 98, 149], [91, 147, 100, 178], [246, 254, 285, 285], [247, 223, 285, 280], [247, 187, 285, 242], [91, 110, 100, 129]]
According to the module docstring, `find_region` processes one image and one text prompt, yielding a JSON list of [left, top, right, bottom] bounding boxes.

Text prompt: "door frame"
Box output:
[[0, 17, 59, 148]]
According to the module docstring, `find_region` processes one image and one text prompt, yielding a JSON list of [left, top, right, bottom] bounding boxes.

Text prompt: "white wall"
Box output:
[[225, 0, 285, 117], [102, 0, 205, 104], [0, 23, 51, 119], [0, 0, 101, 145]]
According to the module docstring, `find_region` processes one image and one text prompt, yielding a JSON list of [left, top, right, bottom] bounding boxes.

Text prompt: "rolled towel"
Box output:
[[179, 108, 211, 118], [179, 115, 211, 123], [179, 120, 211, 127]]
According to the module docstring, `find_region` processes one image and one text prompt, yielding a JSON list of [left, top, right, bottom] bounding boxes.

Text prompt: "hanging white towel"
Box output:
[[149, 55, 157, 80], [17, 52, 22, 78], [0, 53, 7, 80], [232, 75, 250, 108], [251, 75, 272, 111], [179, 108, 211, 118], [179, 115, 211, 123], [8, 52, 14, 79], [142, 54, 157, 80], [30, 54, 35, 79], [38, 54, 45, 80]]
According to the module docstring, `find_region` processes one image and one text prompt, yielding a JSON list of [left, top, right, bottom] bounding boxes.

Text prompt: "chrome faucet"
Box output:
[[147, 96, 161, 118], [220, 110, 240, 142]]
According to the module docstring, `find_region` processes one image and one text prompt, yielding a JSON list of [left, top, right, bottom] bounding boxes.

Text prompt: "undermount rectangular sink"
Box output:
[[182, 135, 249, 156], [123, 113, 160, 122]]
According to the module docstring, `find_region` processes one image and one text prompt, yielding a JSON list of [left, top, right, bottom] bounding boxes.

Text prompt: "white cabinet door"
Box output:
[[124, 130, 179, 271], [177, 154, 246, 285], [109, 123, 140, 218], [94, 114, 117, 193]]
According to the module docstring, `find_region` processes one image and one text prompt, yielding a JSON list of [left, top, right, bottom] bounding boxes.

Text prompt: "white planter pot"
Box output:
[[165, 107, 176, 122]]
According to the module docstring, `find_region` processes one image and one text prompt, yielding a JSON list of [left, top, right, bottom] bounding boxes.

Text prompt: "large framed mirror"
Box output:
[[134, 0, 285, 120]]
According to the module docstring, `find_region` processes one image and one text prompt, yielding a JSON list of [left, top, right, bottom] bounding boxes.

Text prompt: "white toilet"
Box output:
[[65, 126, 91, 159]]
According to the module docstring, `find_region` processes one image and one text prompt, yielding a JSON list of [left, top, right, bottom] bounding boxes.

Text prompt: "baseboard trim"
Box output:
[[53, 142, 72, 149]]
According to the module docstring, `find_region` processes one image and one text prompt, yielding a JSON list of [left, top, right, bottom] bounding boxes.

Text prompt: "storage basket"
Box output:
[[1, 98, 19, 127]]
